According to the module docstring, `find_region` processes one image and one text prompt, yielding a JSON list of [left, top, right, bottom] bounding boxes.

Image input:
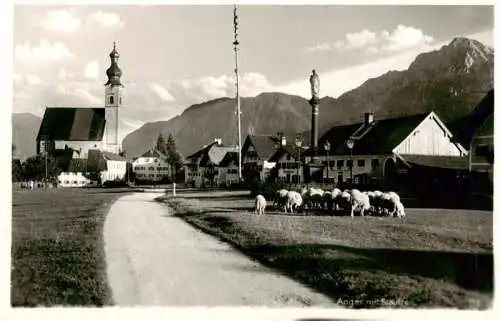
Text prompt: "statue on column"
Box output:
[[309, 69, 320, 101]]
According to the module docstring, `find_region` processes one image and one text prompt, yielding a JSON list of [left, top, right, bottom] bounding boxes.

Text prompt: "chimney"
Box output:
[[214, 138, 222, 145], [364, 112, 374, 125]]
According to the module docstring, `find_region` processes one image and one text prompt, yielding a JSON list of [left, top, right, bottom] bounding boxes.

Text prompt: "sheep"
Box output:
[[273, 189, 289, 211], [386, 191, 401, 203], [322, 191, 333, 212], [394, 200, 406, 218], [370, 190, 384, 216], [255, 194, 267, 215], [300, 187, 324, 212], [330, 188, 342, 212], [285, 191, 303, 214], [349, 189, 371, 217], [335, 190, 352, 215]]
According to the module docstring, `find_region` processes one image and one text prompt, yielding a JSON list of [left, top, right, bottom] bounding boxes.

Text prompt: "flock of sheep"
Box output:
[[255, 186, 406, 218]]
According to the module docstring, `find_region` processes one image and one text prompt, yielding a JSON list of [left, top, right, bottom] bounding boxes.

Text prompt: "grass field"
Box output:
[[157, 191, 494, 309], [11, 188, 131, 307]]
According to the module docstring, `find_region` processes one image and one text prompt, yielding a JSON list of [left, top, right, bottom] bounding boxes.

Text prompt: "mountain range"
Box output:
[[12, 37, 494, 161]]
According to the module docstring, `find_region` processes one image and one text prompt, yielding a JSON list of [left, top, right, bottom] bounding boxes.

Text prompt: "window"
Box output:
[[154, 159, 158, 162], [347, 160, 353, 168], [149, 166, 154, 170], [73, 181, 77, 184], [371, 159, 380, 169], [357, 159, 365, 167], [337, 160, 344, 168], [286, 155, 291, 161], [119, 97, 122, 104], [109, 96, 114, 104], [64, 181, 69, 184]]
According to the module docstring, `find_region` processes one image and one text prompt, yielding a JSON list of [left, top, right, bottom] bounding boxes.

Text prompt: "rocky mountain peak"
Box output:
[[409, 37, 493, 75]]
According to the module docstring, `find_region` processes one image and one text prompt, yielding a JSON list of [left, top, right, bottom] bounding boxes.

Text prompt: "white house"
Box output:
[[56, 149, 127, 187], [305, 112, 468, 185], [132, 149, 170, 182]]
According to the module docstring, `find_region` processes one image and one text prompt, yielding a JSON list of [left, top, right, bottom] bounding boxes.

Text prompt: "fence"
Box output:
[[12, 181, 55, 190]]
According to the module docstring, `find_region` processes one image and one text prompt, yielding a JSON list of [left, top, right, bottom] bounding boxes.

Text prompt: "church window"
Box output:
[[109, 96, 114, 104]]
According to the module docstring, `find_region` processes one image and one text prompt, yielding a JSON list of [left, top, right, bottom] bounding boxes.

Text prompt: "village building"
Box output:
[[217, 151, 239, 186], [240, 135, 281, 182], [183, 138, 236, 187], [267, 135, 306, 183], [132, 148, 171, 182], [304, 111, 468, 185], [35, 43, 127, 186]]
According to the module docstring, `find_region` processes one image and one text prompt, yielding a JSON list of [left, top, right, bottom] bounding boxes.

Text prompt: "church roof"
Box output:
[[37, 107, 106, 142], [105, 42, 123, 87]]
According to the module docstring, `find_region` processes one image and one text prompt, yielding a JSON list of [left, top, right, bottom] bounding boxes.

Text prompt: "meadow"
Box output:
[[11, 188, 132, 306], [157, 191, 494, 309]]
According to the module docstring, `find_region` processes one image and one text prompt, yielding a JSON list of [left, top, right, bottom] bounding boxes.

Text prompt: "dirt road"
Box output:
[[103, 192, 335, 306]]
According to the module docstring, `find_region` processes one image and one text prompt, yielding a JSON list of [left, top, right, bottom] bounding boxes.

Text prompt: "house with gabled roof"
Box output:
[[56, 149, 126, 187], [267, 135, 308, 183], [218, 151, 239, 186], [241, 134, 282, 182], [36, 43, 127, 187], [132, 148, 171, 182], [304, 111, 468, 185], [183, 138, 237, 187], [453, 89, 493, 172]]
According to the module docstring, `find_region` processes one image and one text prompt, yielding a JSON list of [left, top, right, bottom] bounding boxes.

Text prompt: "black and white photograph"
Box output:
[[4, 1, 495, 318]]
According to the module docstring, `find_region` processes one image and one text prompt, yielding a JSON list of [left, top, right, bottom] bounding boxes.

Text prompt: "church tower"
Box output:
[[104, 42, 123, 154]]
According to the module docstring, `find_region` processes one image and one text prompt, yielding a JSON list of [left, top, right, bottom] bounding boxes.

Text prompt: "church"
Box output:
[[36, 43, 127, 187]]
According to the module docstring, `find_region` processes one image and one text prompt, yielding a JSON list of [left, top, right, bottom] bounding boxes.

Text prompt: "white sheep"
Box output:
[[349, 189, 371, 217], [394, 200, 406, 218], [386, 191, 401, 203], [255, 194, 267, 215], [330, 188, 342, 211], [285, 191, 303, 214], [273, 189, 289, 211]]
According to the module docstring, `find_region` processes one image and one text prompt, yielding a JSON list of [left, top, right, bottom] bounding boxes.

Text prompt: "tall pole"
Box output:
[[349, 149, 353, 183], [233, 5, 242, 182]]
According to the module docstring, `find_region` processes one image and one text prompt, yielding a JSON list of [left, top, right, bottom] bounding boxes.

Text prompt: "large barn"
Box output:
[[35, 43, 127, 186]]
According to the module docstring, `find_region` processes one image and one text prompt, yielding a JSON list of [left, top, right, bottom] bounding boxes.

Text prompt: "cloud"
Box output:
[[308, 25, 434, 55], [58, 68, 75, 80], [15, 39, 75, 64], [375, 25, 434, 53], [87, 10, 125, 28], [84, 61, 100, 80], [338, 29, 378, 50], [13, 73, 45, 87], [148, 83, 175, 102], [35, 9, 81, 33], [306, 43, 331, 52]]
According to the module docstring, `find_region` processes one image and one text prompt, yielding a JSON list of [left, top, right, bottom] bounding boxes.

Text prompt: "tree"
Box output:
[[165, 133, 182, 179], [22, 154, 61, 181], [12, 159, 24, 182], [156, 133, 167, 154]]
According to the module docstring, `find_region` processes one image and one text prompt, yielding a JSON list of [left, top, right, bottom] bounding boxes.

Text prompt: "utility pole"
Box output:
[[233, 4, 242, 182]]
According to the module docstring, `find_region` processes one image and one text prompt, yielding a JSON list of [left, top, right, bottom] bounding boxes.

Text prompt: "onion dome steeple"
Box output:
[[105, 41, 123, 87]]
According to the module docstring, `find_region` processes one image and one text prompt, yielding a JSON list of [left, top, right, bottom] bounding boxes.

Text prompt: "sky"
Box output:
[[12, 4, 494, 141]]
